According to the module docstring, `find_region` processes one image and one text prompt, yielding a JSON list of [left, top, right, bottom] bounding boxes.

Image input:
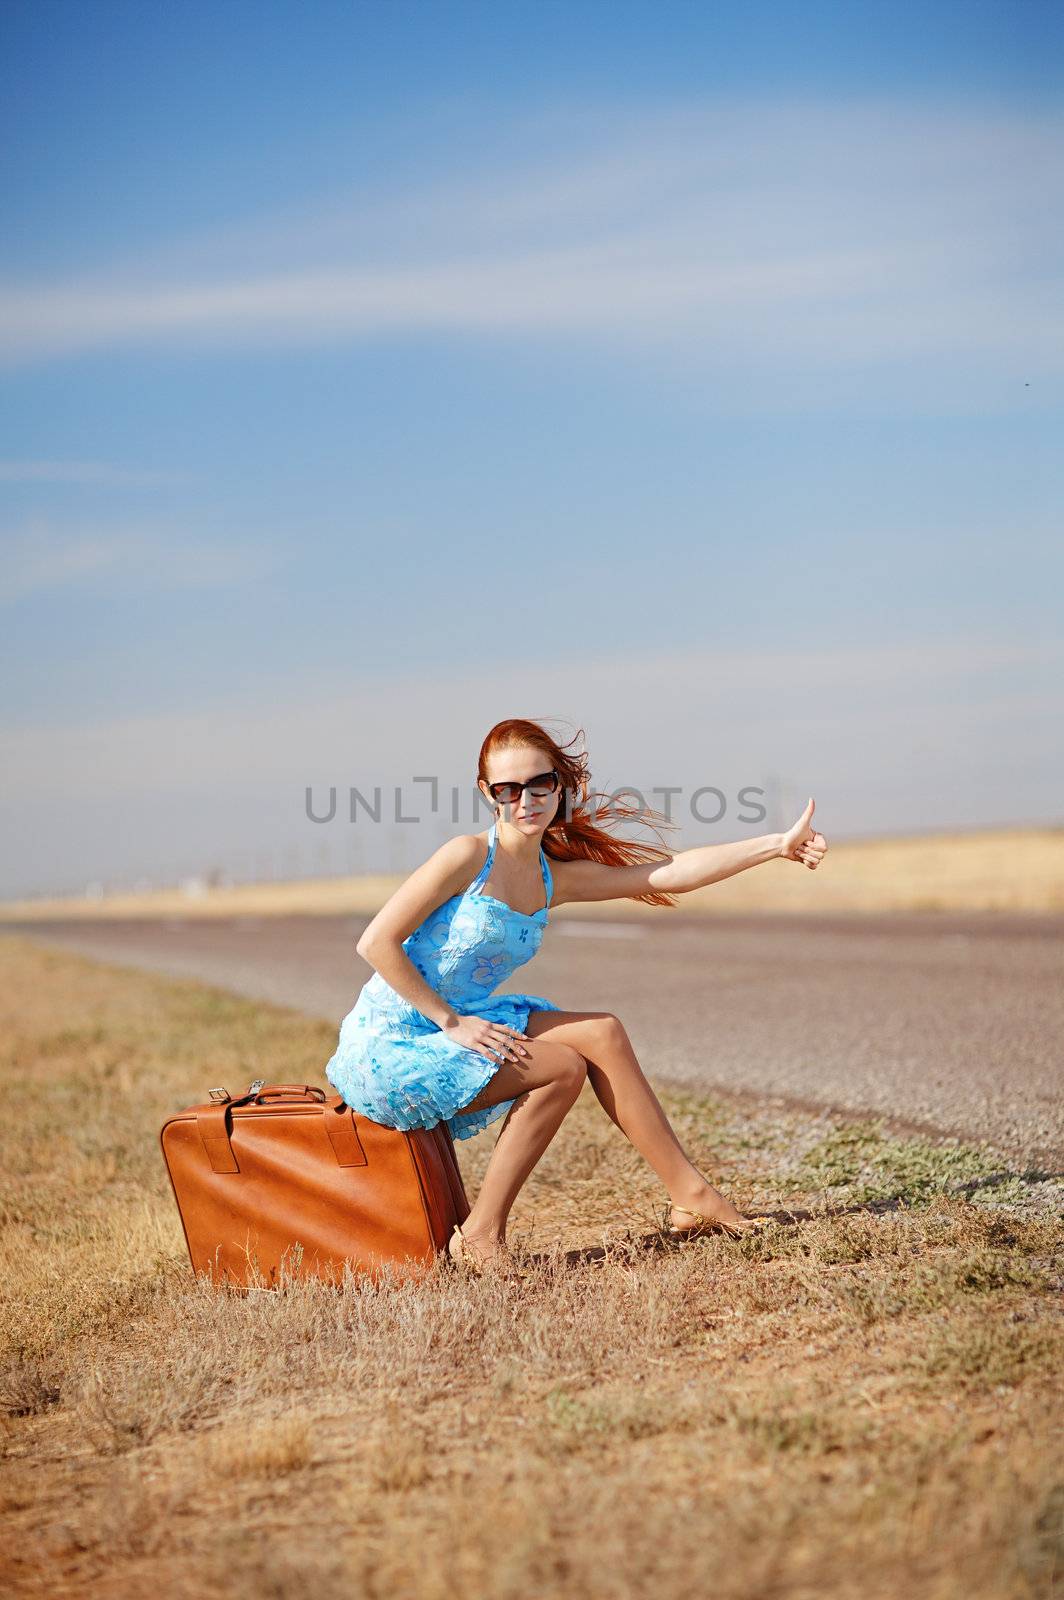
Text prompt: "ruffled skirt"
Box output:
[[324, 988, 564, 1141]]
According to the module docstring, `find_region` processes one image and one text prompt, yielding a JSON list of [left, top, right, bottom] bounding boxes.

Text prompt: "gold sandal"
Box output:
[[446, 1223, 525, 1278], [663, 1201, 771, 1242]]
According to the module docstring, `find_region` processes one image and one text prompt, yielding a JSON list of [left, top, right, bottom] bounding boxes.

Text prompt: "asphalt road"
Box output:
[[3, 909, 1062, 1168]]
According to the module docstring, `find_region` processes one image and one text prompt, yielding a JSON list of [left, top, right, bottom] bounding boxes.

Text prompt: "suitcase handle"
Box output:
[[195, 1086, 366, 1173], [252, 1084, 327, 1104]]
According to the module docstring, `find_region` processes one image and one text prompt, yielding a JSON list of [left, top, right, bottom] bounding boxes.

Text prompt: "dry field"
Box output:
[[2, 825, 1063, 923], [1, 934, 1062, 1600]]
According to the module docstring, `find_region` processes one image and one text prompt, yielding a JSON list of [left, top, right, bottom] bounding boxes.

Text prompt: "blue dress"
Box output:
[[323, 822, 564, 1141]]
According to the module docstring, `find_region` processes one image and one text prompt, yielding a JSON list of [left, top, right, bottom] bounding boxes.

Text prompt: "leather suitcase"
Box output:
[[159, 1080, 471, 1288]]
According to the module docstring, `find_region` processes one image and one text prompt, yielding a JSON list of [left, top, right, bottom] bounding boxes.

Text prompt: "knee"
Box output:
[[553, 1043, 587, 1095], [591, 1013, 629, 1053]]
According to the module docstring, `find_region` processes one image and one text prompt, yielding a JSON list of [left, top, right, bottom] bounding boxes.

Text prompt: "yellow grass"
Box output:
[[2, 825, 1063, 923], [1, 934, 1062, 1600]]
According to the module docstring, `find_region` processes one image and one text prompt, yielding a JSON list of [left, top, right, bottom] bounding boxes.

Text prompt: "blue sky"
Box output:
[[1, 1, 1062, 897]]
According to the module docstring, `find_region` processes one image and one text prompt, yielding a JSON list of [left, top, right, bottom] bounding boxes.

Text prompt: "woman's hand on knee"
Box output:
[[441, 1015, 531, 1061]]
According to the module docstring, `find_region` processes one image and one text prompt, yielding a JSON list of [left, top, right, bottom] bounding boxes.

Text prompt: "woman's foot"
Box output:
[[665, 1185, 769, 1241], [446, 1222, 523, 1276]]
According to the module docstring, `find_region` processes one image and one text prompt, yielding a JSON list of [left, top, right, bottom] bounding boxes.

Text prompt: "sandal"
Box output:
[[446, 1223, 525, 1279], [663, 1201, 771, 1242]]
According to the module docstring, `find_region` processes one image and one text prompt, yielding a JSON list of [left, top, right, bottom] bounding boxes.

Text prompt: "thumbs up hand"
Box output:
[[779, 798, 828, 869]]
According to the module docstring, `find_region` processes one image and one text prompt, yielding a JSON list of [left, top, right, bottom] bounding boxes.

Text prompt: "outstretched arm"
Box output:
[[667, 797, 827, 889], [552, 798, 828, 904]]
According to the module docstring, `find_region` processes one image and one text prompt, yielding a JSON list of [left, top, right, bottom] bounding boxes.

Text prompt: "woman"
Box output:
[[323, 718, 827, 1273]]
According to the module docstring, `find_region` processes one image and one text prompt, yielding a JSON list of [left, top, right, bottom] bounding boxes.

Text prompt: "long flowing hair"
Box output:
[[476, 718, 681, 909]]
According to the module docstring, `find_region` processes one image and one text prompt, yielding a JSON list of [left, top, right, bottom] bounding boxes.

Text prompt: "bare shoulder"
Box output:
[[435, 831, 489, 874], [356, 831, 488, 952], [412, 830, 494, 899]]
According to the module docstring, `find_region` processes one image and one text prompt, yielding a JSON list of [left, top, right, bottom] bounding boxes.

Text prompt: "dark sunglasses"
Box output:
[[487, 769, 561, 805]]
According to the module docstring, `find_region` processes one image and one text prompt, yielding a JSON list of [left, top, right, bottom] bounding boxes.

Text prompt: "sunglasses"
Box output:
[[486, 769, 561, 805]]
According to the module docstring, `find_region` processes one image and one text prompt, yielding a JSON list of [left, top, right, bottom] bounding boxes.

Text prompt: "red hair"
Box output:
[[477, 717, 680, 909]]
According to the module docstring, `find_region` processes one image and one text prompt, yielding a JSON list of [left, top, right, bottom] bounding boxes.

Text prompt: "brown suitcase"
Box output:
[[159, 1079, 471, 1288]]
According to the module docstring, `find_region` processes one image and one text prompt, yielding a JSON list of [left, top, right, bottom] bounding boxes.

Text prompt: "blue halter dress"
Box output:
[[323, 822, 563, 1141]]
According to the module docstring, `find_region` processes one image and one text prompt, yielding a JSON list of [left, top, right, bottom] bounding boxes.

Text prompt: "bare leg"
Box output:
[[449, 1035, 587, 1261], [525, 1009, 751, 1230]]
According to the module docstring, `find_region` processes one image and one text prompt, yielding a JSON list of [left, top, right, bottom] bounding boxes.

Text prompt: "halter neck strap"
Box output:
[[474, 820, 552, 912]]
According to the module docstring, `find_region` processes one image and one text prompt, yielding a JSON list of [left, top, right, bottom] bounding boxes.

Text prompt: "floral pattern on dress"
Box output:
[[324, 823, 561, 1141]]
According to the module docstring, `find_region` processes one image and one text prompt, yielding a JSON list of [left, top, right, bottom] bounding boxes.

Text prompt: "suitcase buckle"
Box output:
[[208, 1086, 231, 1102]]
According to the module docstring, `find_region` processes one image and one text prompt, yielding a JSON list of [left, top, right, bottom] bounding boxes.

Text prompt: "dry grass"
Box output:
[[0, 932, 1061, 1600], [2, 824, 1063, 921]]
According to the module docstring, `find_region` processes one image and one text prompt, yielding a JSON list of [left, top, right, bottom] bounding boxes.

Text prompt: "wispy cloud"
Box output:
[[3, 97, 1061, 370], [0, 525, 282, 604], [0, 460, 184, 486], [3, 632, 1061, 798]]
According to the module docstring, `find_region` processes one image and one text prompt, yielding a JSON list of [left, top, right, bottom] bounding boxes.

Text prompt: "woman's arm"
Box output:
[[658, 831, 786, 892], [357, 941, 461, 1030], [554, 833, 781, 904], [355, 834, 484, 1028], [552, 799, 827, 905]]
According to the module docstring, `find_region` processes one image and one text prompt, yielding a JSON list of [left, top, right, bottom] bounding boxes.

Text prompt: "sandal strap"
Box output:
[[668, 1202, 770, 1229]]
